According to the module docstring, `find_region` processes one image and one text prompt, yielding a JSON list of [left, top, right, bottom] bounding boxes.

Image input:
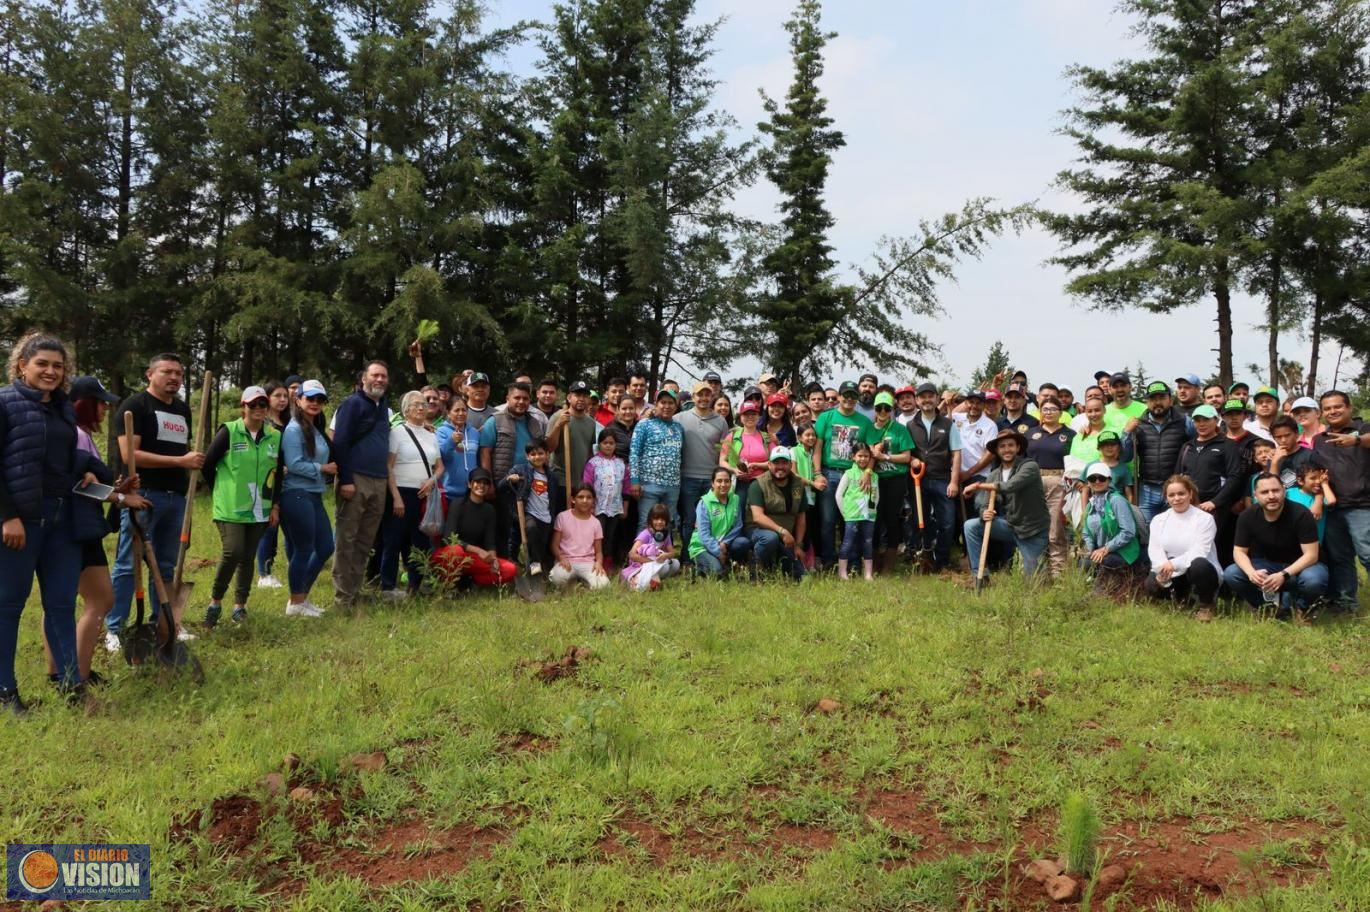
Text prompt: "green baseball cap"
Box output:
[[1192, 405, 1219, 420], [1221, 398, 1246, 413], [874, 391, 896, 409], [1096, 429, 1122, 445], [1144, 381, 1171, 397], [1253, 385, 1278, 401], [1228, 381, 1249, 394], [655, 388, 678, 402]]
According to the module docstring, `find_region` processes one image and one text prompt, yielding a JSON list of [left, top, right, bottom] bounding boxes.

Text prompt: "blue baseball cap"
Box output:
[[1175, 373, 1201, 387]]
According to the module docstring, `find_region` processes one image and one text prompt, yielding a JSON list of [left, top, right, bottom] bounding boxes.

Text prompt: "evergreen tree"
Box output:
[[970, 341, 1012, 390]]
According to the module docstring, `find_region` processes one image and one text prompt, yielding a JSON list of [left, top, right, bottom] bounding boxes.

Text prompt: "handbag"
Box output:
[[403, 426, 445, 539]]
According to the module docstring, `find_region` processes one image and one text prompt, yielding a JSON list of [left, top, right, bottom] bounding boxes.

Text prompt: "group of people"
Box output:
[[2, 332, 1366, 715]]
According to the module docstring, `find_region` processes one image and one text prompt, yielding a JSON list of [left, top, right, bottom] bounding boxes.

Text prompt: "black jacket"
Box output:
[[1175, 435, 1244, 508], [1135, 408, 1193, 486]]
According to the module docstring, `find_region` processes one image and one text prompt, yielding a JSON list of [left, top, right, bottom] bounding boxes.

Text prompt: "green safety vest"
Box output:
[[211, 419, 281, 523], [688, 490, 740, 559]]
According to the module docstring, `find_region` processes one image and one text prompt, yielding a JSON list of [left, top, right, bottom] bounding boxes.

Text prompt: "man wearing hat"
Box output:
[[284, 375, 304, 400], [867, 390, 917, 573], [962, 428, 1050, 580], [999, 383, 1039, 433], [1222, 398, 1261, 476], [464, 371, 495, 431], [703, 371, 724, 398], [1174, 374, 1203, 416], [1176, 404, 1246, 564], [676, 381, 728, 548], [629, 388, 684, 532], [813, 381, 874, 568], [744, 446, 807, 580], [757, 372, 781, 398], [982, 389, 1004, 425], [1105, 373, 1145, 429], [855, 373, 879, 420], [547, 381, 598, 490], [893, 385, 918, 427], [1228, 381, 1251, 409], [952, 389, 998, 486], [1134, 381, 1195, 522], [1243, 386, 1279, 442], [906, 382, 961, 569]]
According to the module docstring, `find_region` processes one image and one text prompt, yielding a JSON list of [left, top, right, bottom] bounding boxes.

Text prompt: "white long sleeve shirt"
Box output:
[[1147, 506, 1220, 574]]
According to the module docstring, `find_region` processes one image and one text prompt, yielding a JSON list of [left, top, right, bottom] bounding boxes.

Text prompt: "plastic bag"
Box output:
[[419, 491, 444, 539]]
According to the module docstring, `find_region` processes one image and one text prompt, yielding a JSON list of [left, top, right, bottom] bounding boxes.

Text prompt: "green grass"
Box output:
[[2, 495, 1368, 910]]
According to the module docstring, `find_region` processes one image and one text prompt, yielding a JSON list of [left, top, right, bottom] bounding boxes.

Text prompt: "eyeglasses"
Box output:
[[826, 396, 839, 403]]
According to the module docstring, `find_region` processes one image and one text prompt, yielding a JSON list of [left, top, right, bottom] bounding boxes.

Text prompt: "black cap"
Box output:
[[963, 388, 986, 400], [915, 382, 938, 395], [1110, 372, 1131, 385], [838, 381, 859, 396], [858, 372, 878, 385], [70, 376, 120, 404], [284, 374, 304, 388], [703, 371, 722, 382], [467, 372, 491, 386], [1093, 370, 1112, 382], [568, 381, 591, 394], [743, 385, 764, 401], [468, 467, 493, 485]]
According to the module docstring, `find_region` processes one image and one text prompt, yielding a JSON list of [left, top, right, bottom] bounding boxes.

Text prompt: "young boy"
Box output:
[[550, 484, 610, 589], [1269, 415, 1312, 489], [1095, 430, 1134, 501], [1286, 465, 1336, 543], [502, 438, 560, 575], [1248, 439, 1276, 502]]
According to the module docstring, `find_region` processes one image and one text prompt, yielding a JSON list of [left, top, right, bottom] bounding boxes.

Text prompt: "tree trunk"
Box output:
[[1307, 292, 1323, 397], [1267, 251, 1281, 388], [1214, 259, 1233, 387]]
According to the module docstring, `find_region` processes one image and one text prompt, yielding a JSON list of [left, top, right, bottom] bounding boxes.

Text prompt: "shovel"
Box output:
[[121, 411, 158, 666], [974, 489, 997, 595], [514, 498, 545, 603], [909, 461, 934, 573], [130, 509, 205, 684], [168, 371, 213, 626]]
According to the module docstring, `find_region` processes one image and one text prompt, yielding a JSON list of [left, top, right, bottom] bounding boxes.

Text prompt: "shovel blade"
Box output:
[[158, 640, 205, 685], [170, 580, 195, 621], [515, 572, 545, 603]]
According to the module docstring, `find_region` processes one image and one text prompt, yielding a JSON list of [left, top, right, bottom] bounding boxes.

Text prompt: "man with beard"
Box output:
[[1105, 373, 1145, 430], [905, 382, 961, 570], [1224, 474, 1325, 619], [854, 373, 878, 420], [1134, 381, 1195, 522], [1174, 373, 1203, 416], [962, 429, 1050, 581], [595, 377, 626, 427], [463, 372, 495, 431], [745, 447, 808, 580], [548, 381, 598, 497], [480, 382, 540, 557], [331, 360, 393, 612]]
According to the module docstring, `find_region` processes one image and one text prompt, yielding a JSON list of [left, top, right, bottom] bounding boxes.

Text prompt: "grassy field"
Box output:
[[2, 494, 1368, 911]]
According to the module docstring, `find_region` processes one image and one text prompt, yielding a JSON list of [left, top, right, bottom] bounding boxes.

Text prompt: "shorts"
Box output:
[[81, 539, 109, 569]]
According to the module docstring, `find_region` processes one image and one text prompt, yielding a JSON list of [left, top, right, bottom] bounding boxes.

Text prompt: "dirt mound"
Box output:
[[519, 644, 595, 683], [311, 817, 506, 886]]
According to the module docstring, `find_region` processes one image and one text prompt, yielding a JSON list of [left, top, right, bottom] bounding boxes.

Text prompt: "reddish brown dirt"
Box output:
[[596, 813, 839, 865], [309, 818, 506, 886], [519, 644, 595, 683], [498, 731, 557, 754]]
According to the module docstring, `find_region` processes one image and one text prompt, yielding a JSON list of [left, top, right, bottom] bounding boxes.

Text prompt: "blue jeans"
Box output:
[[278, 490, 335, 596], [694, 535, 753, 578], [381, 487, 432, 591], [256, 521, 294, 576], [910, 477, 956, 568], [840, 519, 875, 561], [0, 497, 82, 690], [1222, 559, 1329, 612], [815, 468, 846, 566], [963, 516, 1049, 578], [1138, 483, 1166, 524], [637, 482, 680, 533], [1322, 507, 1370, 609], [109, 489, 185, 635], [750, 528, 807, 580], [678, 477, 712, 554]]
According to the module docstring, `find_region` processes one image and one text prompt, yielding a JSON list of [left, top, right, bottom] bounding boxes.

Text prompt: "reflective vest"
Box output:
[[211, 419, 280, 523]]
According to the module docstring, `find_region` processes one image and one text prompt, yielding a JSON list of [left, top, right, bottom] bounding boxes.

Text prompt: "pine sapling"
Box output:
[[1060, 791, 1101, 875]]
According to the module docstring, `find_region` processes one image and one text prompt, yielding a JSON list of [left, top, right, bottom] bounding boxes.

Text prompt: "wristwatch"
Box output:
[[116, 493, 127, 506]]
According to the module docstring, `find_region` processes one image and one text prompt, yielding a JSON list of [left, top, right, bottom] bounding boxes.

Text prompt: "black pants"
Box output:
[[875, 474, 908, 551], [597, 514, 620, 563], [1144, 560, 1220, 605], [1213, 507, 1237, 568], [524, 516, 551, 567], [211, 521, 269, 604]]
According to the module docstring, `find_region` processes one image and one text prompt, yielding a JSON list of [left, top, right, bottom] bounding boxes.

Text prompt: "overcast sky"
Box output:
[[488, 0, 1356, 393]]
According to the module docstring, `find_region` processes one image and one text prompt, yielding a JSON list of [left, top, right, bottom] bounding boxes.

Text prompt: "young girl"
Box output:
[[582, 429, 629, 567], [1094, 431, 1134, 500], [835, 443, 878, 580], [622, 503, 681, 591], [549, 483, 609, 589], [791, 421, 823, 566], [1286, 464, 1336, 544]]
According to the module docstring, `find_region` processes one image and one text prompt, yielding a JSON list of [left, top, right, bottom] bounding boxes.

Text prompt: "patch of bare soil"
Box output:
[[518, 644, 595, 683], [310, 817, 506, 887]]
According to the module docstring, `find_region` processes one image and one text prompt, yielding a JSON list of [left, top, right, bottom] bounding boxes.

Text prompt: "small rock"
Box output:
[[345, 751, 387, 773], [1098, 864, 1127, 890], [1045, 874, 1080, 902], [288, 786, 314, 802], [815, 698, 841, 714], [283, 752, 301, 771], [258, 772, 286, 796], [1022, 858, 1063, 884]]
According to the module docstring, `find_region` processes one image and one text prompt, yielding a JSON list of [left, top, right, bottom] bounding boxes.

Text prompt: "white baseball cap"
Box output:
[[1290, 396, 1318, 412], [768, 446, 792, 462], [240, 386, 268, 404], [1084, 462, 1111, 481], [299, 379, 327, 400]]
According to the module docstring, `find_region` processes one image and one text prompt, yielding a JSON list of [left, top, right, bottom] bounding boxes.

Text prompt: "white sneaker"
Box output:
[[257, 575, 282, 589], [304, 599, 326, 613], [380, 589, 408, 601], [105, 631, 122, 653], [285, 600, 323, 618], [176, 627, 198, 642], [529, 562, 543, 577]]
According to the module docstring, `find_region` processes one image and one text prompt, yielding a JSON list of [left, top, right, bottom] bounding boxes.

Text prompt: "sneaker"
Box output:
[[204, 604, 222, 628], [302, 599, 325, 614], [176, 626, 198, 642], [529, 562, 543, 577], [285, 600, 323, 618], [380, 589, 408, 601], [257, 575, 282, 589], [648, 578, 661, 591], [231, 607, 248, 624], [1195, 606, 1215, 623], [0, 688, 29, 717], [85, 670, 108, 687], [105, 631, 122, 653]]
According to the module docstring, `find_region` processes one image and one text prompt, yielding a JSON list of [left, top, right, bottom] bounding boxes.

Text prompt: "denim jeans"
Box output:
[[678, 476, 713, 553], [694, 534, 753, 578], [1222, 558, 1329, 612], [909, 477, 956, 569], [381, 487, 433, 591], [637, 482, 680, 533], [278, 490, 335, 596], [1137, 483, 1166, 524], [0, 497, 82, 690], [750, 528, 806, 580], [963, 516, 1049, 578], [1322, 507, 1370, 609], [815, 467, 846, 566], [256, 521, 294, 577], [840, 519, 875, 561], [109, 489, 186, 635]]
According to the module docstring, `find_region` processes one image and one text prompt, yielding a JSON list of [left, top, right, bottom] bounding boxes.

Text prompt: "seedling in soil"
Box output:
[[1060, 790, 1101, 875]]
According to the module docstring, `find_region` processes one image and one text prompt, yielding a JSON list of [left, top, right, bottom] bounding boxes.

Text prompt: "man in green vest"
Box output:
[[202, 387, 283, 626], [745, 446, 808, 580]]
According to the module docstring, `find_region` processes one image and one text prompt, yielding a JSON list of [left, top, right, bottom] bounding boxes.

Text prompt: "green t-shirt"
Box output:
[[1105, 400, 1145, 426], [864, 419, 915, 478], [839, 464, 878, 521], [815, 408, 873, 471]]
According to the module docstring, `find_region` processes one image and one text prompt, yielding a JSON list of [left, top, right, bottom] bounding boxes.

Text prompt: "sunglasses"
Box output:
[[1087, 475, 1110, 482], [246, 400, 269, 409], [304, 394, 327, 403], [875, 405, 892, 412], [826, 397, 839, 403]]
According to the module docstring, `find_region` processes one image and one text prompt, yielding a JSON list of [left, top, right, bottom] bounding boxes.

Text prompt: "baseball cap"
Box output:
[[1228, 381, 1249, 393], [703, 370, 722, 383], [1253, 385, 1278, 401], [765, 393, 788, 407], [1290, 396, 1318, 412], [743, 385, 764, 401], [240, 385, 269, 405], [299, 379, 327, 400], [1093, 370, 1112, 382], [568, 380, 591, 394], [915, 382, 938, 396], [768, 445, 792, 462], [838, 381, 859, 397], [874, 391, 896, 409], [284, 374, 304, 388], [895, 384, 916, 397], [69, 376, 120, 404], [1084, 462, 1111, 481], [468, 467, 493, 485], [1175, 373, 1201, 387], [655, 387, 678, 402], [739, 400, 760, 415], [692, 381, 712, 395], [1145, 381, 1171, 397], [757, 371, 779, 384], [1221, 398, 1246, 413], [859, 372, 878, 385], [467, 372, 491, 386], [1110, 372, 1131, 385], [1096, 429, 1122, 445], [1006, 382, 1026, 395], [1192, 405, 1219, 420], [984, 390, 1002, 401], [964, 388, 986, 400]]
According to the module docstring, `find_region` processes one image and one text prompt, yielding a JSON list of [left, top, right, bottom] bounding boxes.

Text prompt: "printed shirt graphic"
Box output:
[[527, 471, 551, 522], [116, 391, 193, 495]]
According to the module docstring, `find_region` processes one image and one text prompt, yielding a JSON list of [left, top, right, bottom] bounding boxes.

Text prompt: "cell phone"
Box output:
[[73, 480, 114, 501]]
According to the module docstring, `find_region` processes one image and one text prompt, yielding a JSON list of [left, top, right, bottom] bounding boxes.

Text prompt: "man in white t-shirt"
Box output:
[[952, 389, 999, 483]]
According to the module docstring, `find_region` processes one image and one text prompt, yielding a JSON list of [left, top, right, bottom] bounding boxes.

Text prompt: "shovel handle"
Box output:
[[976, 489, 997, 583]]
